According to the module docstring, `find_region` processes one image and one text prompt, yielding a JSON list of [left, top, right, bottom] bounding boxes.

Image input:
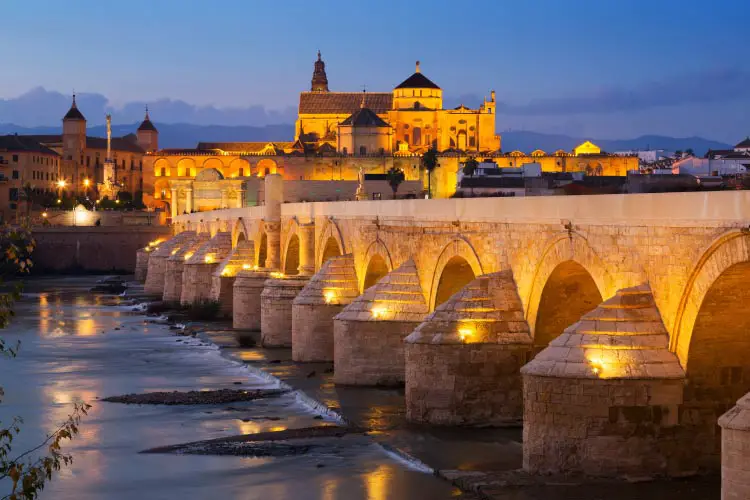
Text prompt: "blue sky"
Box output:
[[2, 0, 749, 141]]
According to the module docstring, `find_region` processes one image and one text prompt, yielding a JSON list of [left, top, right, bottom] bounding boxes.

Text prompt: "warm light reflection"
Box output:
[[236, 420, 262, 435], [271, 272, 284, 279], [458, 327, 473, 342], [364, 464, 391, 500], [204, 254, 215, 264], [371, 306, 387, 319], [269, 425, 287, 432], [183, 251, 194, 261], [242, 263, 252, 270], [324, 290, 336, 304], [220, 268, 230, 277], [171, 248, 178, 255]]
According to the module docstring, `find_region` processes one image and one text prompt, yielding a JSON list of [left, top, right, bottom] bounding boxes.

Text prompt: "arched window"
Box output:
[[413, 127, 422, 146], [160, 167, 166, 177], [404, 134, 410, 144], [238, 167, 244, 177], [359, 146, 367, 155], [185, 168, 192, 177]]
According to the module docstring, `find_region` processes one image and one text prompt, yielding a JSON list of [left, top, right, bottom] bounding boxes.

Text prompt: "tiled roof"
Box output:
[[24, 134, 145, 154], [0, 135, 60, 156], [138, 118, 157, 132], [735, 137, 750, 149], [340, 107, 391, 128], [64, 104, 85, 121], [197, 142, 294, 152], [299, 92, 392, 114], [395, 72, 440, 90]]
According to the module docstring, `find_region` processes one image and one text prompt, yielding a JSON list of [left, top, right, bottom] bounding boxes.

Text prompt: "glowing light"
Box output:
[[115, 199, 120, 204], [271, 272, 285, 279], [204, 254, 215, 264], [183, 251, 194, 261], [458, 328, 473, 342], [83, 178, 90, 187], [171, 249, 178, 255], [42, 212, 48, 218], [241, 264, 251, 270], [324, 290, 336, 304], [371, 306, 387, 319], [269, 426, 287, 432], [57, 180, 66, 188], [221, 268, 230, 277], [56, 199, 61, 204]]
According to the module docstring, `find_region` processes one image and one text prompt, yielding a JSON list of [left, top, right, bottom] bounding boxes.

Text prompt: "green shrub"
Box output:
[[185, 299, 221, 321]]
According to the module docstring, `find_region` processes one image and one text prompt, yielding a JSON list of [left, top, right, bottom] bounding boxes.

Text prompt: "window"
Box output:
[[9, 188, 18, 201], [11, 170, 19, 180], [185, 168, 192, 177], [86, 156, 90, 167], [469, 136, 476, 147], [404, 134, 409, 144], [359, 146, 367, 155], [12, 155, 18, 163], [342, 147, 348, 155], [238, 168, 244, 177], [160, 167, 166, 177], [413, 127, 422, 146]]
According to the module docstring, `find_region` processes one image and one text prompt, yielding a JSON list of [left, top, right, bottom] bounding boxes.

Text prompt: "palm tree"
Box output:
[[462, 157, 479, 197], [421, 147, 439, 199], [386, 167, 405, 199]]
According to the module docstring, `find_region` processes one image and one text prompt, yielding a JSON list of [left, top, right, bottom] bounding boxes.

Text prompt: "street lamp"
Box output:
[[56, 180, 66, 207]]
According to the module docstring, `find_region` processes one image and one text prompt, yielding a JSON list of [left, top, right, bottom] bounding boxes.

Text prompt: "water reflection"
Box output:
[[363, 464, 390, 500]]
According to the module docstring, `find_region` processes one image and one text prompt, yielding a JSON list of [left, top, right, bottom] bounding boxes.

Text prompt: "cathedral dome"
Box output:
[[395, 61, 440, 90]]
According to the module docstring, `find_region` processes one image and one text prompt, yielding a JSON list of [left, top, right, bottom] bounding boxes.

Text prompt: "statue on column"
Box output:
[[97, 113, 121, 201], [355, 166, 368, 200]]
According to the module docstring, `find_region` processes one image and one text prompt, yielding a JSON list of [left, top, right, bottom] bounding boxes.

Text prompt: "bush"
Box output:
[[185, 299, 221, 321]]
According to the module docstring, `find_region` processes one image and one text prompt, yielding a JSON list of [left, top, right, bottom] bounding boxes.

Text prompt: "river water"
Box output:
[[0, 278, 460, 499]]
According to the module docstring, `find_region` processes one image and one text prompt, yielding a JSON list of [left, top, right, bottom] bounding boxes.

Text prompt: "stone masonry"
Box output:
[[163, 233, 209, 303], [135, 248, 151, 283], [144, 231, 194, 296], [405, 271, 532, 426], [211, 239, 255, 318], [334, 259, 429, 386], [181, 232, 232, 305], [233, 269, 272, 331], [719, 393, 750, 500], [292, 254, 360, 362], [260, 275, 310, 347], [521, 285, 687, 478]]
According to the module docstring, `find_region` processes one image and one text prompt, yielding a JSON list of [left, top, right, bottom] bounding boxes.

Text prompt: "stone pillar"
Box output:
[[135, 248, 151, 283], [333, 260, 428, 386], [233, 270, 271, 331], [181, 232, 232, 306], [220, 189, 227, 209], [185, 188, 193, 214], [170, 188, 178, 219], [144, 232, 194, 296], [297, 222, 316, 276], [162, 233, 204, 303], [211, 239, 256, 318], [521, 284, 687, 478], [265, 221, 281, 271], [719, 393, 750, 499], [292, 254, 359, 362], [405, 271, 532, 426], [261, 276, 309, 347]]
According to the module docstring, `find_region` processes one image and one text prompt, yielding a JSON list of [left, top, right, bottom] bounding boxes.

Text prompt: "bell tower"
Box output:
[[311, 50, 329, 92], [137, 106, 159, 152], [62, 93, 86, 163]]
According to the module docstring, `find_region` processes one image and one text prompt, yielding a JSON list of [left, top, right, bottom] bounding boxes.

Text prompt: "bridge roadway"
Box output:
[[138, 176, 750, 495]]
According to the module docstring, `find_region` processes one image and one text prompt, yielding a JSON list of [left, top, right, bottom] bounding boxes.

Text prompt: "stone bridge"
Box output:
[[138, 175, 750, 493]]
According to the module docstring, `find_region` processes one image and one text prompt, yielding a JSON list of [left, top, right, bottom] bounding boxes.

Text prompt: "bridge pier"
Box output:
[[719, 393, 750, 499], [334, 260, 428, 386], [521, 285, 687, 478], [292, 254, 359, 361], [261, 275, 310, 347], [181, 232, 232, 306], [405, 271, 531, 426], [233, 269, 272, 331], [135, 248, 152, 283], [163, 233, 209, 303], [144, 232, 194, 296], [210, 239, 255, 318]]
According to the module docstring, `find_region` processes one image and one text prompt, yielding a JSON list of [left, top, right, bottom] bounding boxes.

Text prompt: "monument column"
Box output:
[[185, 187, 193, 213], [298, 221, 316, 275], [170, 188, 178, 219]]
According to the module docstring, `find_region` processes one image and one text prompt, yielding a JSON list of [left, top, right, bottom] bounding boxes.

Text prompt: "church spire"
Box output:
[[311, 50, 329, 92], [63, 92, 86, 121]]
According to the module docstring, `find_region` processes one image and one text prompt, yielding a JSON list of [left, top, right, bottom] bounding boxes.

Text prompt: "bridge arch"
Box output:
[[232, 219, 250, 248], [255, 223, 269, 268], [672, 230, 750, 466], [316, 218, 346, 269], [428, 236, 484, 311], [525, 233, 611, 351], [282, 219, 301, 275], [359, 239, 394, 292]]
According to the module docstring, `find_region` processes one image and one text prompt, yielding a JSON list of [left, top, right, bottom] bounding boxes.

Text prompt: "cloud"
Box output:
[[495, 68, 750, 116], [0, 87, 296, 127]]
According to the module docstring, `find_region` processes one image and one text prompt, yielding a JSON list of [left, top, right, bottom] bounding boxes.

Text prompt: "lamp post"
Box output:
[[56, 180, 66, 208], [83, 178, 91, 209]]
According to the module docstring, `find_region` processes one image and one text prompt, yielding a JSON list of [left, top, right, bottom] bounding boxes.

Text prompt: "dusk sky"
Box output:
[[3, 0, 749, 142]]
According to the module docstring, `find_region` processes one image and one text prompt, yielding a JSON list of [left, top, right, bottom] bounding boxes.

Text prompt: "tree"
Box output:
[[20, 184, 35, 220], [0, 224, 89, 498], [462, 157, 479, 197], [386, 167, 405, 199], [686, 148, 694, 157], [421, 147, 439, 199]]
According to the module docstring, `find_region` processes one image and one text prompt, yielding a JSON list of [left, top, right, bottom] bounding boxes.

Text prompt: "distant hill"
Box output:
[[0, 122, 732, 156], [500, 131, 732, 157]]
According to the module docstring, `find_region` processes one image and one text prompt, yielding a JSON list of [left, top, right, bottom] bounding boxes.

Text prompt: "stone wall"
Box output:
[[33, 226, 171, 273]]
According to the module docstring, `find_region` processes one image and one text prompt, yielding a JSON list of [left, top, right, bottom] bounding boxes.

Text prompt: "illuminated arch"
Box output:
[[257, 158, 278, 177], [671, 230, 750, 368], [531, 149, 546, 157], [524, 233, 612, 338], [232, 218, 250, 248], [176, 158, 196, 177], [509, 150, 525, 157], [428, 237, 484, 311], [227, 158, 251, 178], [281, 218, 301, 275], [153, 158, 171, 177], [201, 158, 224, 177], [358, 239, 394, 293], [316, 218, 347, 269]]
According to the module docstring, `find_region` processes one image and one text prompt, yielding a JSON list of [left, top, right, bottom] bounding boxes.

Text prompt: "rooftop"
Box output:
[[0, 135, 60, 156]]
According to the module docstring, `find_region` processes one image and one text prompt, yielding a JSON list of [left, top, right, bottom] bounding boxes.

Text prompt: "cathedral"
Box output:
[[296, 53, 500, 155]]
